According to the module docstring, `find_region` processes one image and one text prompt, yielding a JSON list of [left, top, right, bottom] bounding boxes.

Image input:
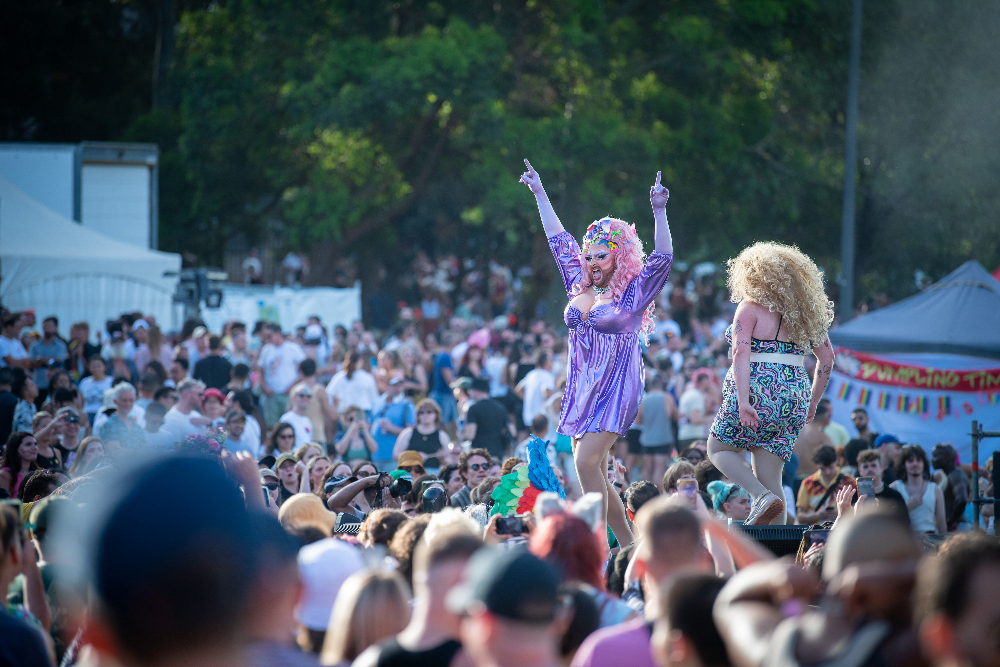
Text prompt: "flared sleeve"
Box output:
[[548, 231, 584, 298], [627, 252, 673, 315]]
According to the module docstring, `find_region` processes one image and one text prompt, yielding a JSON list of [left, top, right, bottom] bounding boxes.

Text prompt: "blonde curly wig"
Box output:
[[727, 242, 834, 349]]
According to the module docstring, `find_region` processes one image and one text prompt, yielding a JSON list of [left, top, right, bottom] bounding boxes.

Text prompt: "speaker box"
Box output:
[[734, 524, 809, 557]]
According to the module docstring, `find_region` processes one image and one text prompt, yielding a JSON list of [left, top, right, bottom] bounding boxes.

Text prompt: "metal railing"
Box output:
[[970, 420, 1000, 531]]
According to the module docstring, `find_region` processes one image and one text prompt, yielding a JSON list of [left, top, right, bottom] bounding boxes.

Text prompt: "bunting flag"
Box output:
[[897, 395, 910, 413], [838, 382, 852, 401], [991, 394, 1000, 406], [878, 392, 891, 410], [858, 388, 872, 406], [913, 395, 928, 415], [938, 396, 951, 418]]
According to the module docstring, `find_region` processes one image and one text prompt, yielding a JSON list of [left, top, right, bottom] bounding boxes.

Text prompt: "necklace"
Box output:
[[594, 285, 611, 297]]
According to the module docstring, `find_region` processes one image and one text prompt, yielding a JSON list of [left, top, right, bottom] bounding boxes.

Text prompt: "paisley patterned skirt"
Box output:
[[709, 360, 811, 461]]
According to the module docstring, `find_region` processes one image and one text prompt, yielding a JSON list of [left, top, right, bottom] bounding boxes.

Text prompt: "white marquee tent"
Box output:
[[0, 174, 181, 337]]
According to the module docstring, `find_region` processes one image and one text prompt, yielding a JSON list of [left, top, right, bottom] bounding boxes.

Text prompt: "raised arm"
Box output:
[[808, 337, 835, 422], [649, 171, 673, 254], [519, 159, 565, 238]]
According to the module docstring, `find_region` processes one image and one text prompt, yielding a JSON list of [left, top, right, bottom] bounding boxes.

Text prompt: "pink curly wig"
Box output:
[[571, 217, 655, 339]]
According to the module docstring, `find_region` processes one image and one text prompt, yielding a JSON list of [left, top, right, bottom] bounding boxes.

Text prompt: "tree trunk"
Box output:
[[152, 0, 176, 109]]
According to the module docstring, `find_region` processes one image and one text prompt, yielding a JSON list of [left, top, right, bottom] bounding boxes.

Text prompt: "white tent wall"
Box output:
[[0, 175, 180, 337], [200, 283, 362, 334]]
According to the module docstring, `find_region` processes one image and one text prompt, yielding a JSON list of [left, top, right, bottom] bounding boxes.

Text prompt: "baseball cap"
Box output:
[[397, 451, 425, 469], [874, 434, 900, 448], [295, 537, 365, 630], [446, 548, 560, 623], [133, 319, 149, 331], [469, 378, 490, 394], [258, 455, 277, 469], [259, 468, 279, 483], [274, 453, 298, 470], [303, 324, 323, 343], [659, 319, 681, 339], [277, 493, 337, 533], [449, 377, 473, 391], [203, 388, 226, 403], [192, 326, 209, 339], [388, 371, 406, 386]]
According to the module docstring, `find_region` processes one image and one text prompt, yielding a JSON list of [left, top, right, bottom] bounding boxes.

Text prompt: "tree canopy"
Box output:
[[4, 0, 999, 313]]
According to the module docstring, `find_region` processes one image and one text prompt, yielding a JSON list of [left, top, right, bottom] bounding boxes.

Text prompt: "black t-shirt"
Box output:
[[192, 355, 233, 390], [875, 486, 910, 526], [377, 638, 462, 667], [0, 390, 17, 446], [467, 398, 509, 459], [0, 608, 52, 667]]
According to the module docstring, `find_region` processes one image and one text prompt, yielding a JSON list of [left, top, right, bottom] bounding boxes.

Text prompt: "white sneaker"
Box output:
[[745, 492, 784, 526]]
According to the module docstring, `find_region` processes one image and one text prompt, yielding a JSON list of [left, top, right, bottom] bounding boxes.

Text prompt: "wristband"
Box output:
[[613, 482, 623, 489]]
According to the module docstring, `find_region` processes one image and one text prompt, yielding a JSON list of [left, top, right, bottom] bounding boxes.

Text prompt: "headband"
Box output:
[[582, 219, 635, 253]]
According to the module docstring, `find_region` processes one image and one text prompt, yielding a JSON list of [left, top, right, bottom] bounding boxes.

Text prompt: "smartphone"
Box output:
[[262, 485, 271, 508], [805, 528, 830, 549], [496, 516, 526, 535], [857, 477, 876, 501]]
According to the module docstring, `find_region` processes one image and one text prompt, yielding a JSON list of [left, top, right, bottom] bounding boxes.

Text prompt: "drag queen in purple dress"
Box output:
[[519, 160, 673, 545]]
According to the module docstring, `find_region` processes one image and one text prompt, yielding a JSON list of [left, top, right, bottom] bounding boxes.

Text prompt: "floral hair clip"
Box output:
[[583, 219, 632, 253]]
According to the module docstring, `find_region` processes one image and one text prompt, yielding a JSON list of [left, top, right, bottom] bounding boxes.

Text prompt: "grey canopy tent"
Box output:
[[829, 260, 1000, 360]]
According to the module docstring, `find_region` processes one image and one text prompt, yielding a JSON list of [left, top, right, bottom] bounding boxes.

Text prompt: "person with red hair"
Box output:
[[529, 511, 635, 628], [520, 160, 674, 548]]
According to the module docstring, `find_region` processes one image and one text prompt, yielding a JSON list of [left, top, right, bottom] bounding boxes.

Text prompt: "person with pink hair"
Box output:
[[519, 159, 673, 546]]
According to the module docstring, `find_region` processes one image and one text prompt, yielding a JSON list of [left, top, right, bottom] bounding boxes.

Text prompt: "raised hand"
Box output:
[[650, 171, 670, 209], [519, 159, 545, 195]]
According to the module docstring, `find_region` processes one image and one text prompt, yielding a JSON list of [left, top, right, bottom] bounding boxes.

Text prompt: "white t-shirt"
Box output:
[[484, 355, 509, 397], [79, 375, 114, 414], [163, 406, 205, 440], [241, 414, 263, 457], [678, 387, 707, 440], [280, 410, 315, 448], [259, 341, 306, 394], [0, 335, 28, 368], [145, 428, 177, 450], [824, 421, 851, 448], [520, 368, 556, 425], [326, 369, 380, 411]]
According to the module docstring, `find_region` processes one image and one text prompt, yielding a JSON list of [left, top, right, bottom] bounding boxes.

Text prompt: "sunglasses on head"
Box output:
[[468, 463, 488, 471]]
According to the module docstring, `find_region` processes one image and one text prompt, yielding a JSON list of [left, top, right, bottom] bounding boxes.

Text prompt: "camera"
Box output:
[[64, 413, 80, 425], [371, 471, 413, 508]]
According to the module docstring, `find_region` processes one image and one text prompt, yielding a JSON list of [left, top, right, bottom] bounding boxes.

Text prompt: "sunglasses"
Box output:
[[468, 463, 488, 471], [264, 482, 280, 491], [418, 410, 436, 416], [278, 433, 294, 439]]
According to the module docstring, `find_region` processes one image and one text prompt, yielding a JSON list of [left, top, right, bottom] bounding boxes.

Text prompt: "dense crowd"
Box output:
[[0, 287, 993, 667]]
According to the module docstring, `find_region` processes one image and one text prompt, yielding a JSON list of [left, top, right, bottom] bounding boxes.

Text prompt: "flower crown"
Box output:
[[582, 219, 635, 253], [176, 428, 226, 457]]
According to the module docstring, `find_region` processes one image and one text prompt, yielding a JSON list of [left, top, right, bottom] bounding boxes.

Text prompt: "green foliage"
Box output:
[[84, 0, 994, 306]]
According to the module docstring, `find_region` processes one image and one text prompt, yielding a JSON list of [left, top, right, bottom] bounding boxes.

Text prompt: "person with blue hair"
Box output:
[[706, 480, 751, 521]]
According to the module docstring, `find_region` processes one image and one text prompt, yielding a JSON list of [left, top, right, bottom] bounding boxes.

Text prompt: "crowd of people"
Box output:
[[0, 270, 992, 667]]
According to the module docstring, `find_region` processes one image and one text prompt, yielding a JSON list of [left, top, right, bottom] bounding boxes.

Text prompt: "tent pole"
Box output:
[[839, 0, 863, 322]]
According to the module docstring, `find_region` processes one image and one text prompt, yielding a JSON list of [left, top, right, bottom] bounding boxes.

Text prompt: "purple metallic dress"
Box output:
[[550, 231, 673, 438]]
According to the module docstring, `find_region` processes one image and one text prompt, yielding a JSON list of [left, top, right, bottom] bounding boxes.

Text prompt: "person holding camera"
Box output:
[[326, 469, 408, 518]]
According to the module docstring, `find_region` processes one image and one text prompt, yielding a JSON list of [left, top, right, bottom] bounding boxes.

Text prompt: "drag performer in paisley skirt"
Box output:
[[519, 160, 673, 546], [708, 243, 835, 525]]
